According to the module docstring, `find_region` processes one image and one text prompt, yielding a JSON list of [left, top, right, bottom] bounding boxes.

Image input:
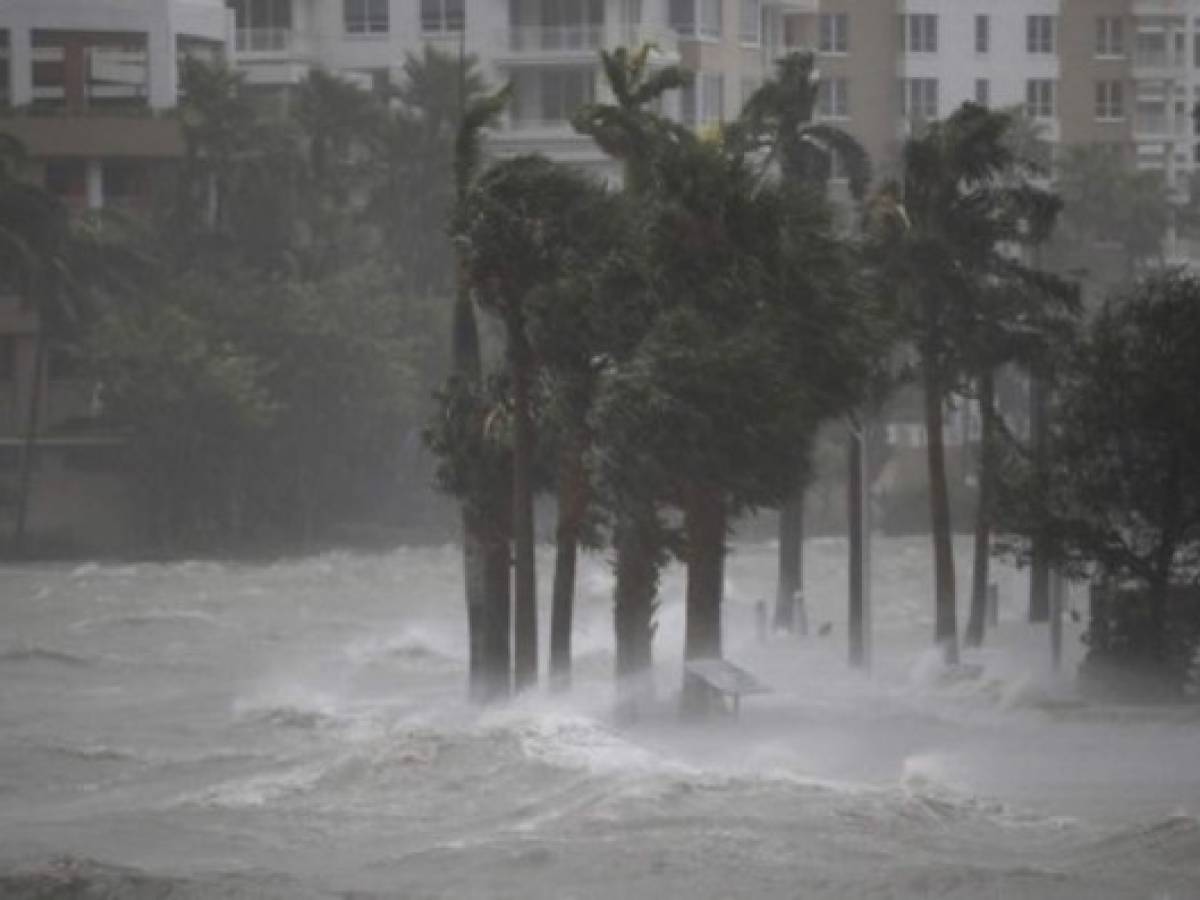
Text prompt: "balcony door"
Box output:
[[527, 0, 605, 51]]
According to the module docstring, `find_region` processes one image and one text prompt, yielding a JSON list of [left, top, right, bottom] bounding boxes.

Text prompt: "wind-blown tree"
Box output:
[[456, 155, 617, 693], [407, 55, 513, 702], [0, 136, 77, 554], [573, 44, 687, 697], [0, 136, 153, 554], [995, 271, 1200, 691], [592, 129, 876, 715], [961, 274, 1076, 647], [529, 201, 642, 690], [727, 50, 872, 634], [867, 103, 1067, 665]]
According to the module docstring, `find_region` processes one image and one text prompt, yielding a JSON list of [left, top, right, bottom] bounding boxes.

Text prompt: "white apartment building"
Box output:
[[225, 0, 813, 173]]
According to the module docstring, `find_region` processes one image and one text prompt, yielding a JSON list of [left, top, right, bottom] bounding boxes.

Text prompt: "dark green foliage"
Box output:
[[77, 57, 468, 551], [867, 102, 1072, 662], [730, 51, 871, 200], [997, 272, 1200, 592]]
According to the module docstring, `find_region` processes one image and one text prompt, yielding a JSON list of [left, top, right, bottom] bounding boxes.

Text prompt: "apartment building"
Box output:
[[0, 1, 226, 552], [224, 1, 813, 174]]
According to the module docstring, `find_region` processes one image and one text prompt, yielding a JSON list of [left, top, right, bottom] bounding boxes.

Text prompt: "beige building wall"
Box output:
[[819, 0, 901, 178], [1059, 0, 1133, 150]]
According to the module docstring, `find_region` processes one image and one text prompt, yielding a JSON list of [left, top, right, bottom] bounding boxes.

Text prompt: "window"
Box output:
[[534, 0, 604, 50], [229, 0, 292, 50], [900, 14, 937, 54], [1026, 79, 1055, 119], [818, 13, 848, 53], [702, 72, 723, 124], [700, 0, 721, 39], [899, 78, 938, 120], [975, 15, 989, 54], [975, 78, 989, 107], [817, 77, 849, 118], [1095, 81, 1124, 120], [421, 0, 464, 33], [85, 40, 149, 109], [739, 0, 761, 45], [344, 0, 387, 34], [670, 0, 720, 39], [740, 76, 760, 110], [1027, 16, 1055, 55], [540, 67, 594, 123], [1097, 17, 1124, 57], [680, 71, 723, 126]]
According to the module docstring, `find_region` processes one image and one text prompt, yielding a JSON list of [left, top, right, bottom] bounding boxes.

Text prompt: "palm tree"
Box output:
[[573, 44, 686, 699], [456, 155, 613, 695], [729, 51, 871, 636], [438, 60, 512, 702], [867, 103, 1064, 665], [0, 137, 77, 555]]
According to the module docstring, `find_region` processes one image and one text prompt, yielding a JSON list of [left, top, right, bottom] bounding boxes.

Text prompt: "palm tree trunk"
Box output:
[[847, 425, 867, 668], [922, 356, 959, 665], [613, 511, 658, 718], [482, 499, 512, 701], [1028, 368, 1050, 623], [550, 435, 587, 691], [509, 324, 538, 692], [966, 369, 996, 648], [681, 483, 726, 718], [12, 326, 47, 557], [774, 485, 804, 634], [452, 277, 493, 702], [463, 505, 490, 701]]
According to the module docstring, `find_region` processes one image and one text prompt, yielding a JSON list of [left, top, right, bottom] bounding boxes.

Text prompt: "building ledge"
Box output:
[[0, 114, 184, 159]]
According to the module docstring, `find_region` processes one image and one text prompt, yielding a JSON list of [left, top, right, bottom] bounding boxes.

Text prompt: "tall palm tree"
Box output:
[[573, 44, 686, 701], [868, 103, 1064, 665], [447, 68, 512, 701], [729, 51, 871, 636]]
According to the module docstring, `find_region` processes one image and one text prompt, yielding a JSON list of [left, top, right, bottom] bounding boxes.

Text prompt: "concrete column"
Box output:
[[85, 159, 104, 210], [147, 17, 177, 110], [11, 27, 33, 107]]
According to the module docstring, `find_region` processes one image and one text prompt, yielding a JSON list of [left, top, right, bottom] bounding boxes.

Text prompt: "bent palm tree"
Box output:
[[730, 51, 872, 635], [573, 44, 686, 701], [868, 103, 1068, 665]]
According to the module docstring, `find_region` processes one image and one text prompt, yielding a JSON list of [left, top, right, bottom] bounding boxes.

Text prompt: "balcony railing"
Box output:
[[235, 27, 296, 54], [495, 25, 678, 59], [1133, 49, 1185, 68]]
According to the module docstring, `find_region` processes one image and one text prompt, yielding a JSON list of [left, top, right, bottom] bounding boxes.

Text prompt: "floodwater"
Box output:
[[1, 536, 1197, 899]]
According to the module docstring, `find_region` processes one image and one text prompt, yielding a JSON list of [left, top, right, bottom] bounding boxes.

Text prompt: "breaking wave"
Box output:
[[0, 642, 92, 667]]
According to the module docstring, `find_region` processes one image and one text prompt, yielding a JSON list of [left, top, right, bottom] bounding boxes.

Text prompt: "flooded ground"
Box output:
[[1, 536, 1197, 898]]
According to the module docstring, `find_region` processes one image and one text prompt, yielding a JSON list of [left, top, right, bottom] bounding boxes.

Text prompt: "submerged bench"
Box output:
[[684, 658, 771, 715]]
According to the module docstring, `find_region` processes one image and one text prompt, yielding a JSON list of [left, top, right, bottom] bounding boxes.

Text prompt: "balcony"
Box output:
[[493, 25, 678, 64], [234, 28, 309, 56], [0, 115, 183, 159]]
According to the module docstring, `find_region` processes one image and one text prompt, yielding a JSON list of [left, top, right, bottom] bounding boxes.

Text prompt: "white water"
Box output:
[[1, 537, 1197, 898]]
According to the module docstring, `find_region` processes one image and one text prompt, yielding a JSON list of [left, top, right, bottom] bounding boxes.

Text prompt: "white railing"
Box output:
[[1135, 111, 1168, 134], [497, 26, 678, 58], [235, 27, 294, 54]]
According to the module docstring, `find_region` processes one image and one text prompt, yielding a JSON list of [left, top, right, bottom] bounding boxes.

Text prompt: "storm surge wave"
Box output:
[[2, 538, 1198, 899]]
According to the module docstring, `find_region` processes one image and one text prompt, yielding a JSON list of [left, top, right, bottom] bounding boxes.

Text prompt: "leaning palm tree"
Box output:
[[572, 44, 686, 700], [446, 71, 513, 701], [728, 51, 872, 636], [867, 103, 1066, 665]]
